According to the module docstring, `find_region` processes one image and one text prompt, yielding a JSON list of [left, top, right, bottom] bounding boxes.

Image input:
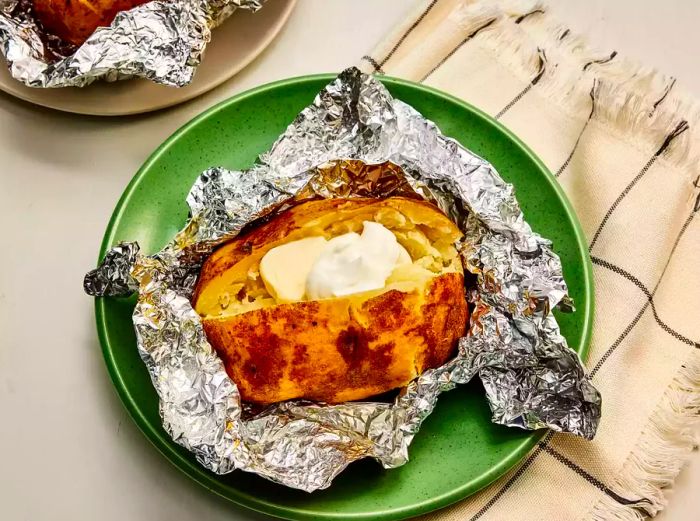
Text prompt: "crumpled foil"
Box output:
[[0, 0, 262, 87], [84, 68, 601, 492]]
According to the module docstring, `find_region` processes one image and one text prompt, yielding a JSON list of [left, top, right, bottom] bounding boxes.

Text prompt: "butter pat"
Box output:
[[259, 236, 328, 303]]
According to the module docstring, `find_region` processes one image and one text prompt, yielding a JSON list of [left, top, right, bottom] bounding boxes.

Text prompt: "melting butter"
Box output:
[[259, 236, 328, 303]]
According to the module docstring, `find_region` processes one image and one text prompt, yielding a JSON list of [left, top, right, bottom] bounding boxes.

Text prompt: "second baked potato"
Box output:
[[33, 0, 152, 46]]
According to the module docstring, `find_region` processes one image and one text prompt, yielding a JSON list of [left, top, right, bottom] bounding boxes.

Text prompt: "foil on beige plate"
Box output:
[[0, 0, 262, 87], [84, 68, 601, 492]]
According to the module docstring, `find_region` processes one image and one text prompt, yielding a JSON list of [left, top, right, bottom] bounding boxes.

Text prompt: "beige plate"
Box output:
[[0, 0, 296, 116]]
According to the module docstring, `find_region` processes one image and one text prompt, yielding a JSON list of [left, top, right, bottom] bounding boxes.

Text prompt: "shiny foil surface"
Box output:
[[84, 68, 601, 492], [0, 0, 262, 87]]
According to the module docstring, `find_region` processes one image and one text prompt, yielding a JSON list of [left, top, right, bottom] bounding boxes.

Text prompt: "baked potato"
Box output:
[[193, 197, 469, 405], [33, 0, 151, 46]]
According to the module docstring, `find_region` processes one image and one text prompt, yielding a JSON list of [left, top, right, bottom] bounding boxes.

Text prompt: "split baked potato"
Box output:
[[33, 0, 151, 46], [193, 197, 469, 405]]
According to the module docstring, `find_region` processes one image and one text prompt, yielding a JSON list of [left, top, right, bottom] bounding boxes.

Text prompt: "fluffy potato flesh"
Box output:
[[193, 197, 469, 405], [33, 0, 151, 46]]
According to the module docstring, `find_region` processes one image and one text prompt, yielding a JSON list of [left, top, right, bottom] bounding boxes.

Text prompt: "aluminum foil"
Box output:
[[0, 0, 262, 87], [84, 68, 601, 492]]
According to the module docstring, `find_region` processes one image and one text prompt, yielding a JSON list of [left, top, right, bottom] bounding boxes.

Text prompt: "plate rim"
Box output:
[[95, 73, 594, 520], [0, 0, 297, 116]]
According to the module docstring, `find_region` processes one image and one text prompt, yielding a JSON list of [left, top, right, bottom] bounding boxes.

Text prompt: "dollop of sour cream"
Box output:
[[306, 221, 411, 299], [259, 221, 411, 303]]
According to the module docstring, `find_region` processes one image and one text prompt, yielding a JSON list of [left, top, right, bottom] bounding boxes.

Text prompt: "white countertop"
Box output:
[[1, 1, 697, 520]]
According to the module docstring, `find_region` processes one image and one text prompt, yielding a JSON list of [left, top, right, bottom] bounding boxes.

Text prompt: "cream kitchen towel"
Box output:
[[359, 1, 700, 520]]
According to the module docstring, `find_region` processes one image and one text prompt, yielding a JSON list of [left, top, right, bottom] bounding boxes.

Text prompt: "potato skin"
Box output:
[[33, 0, 152, 46], [202, 272, 467, 404]]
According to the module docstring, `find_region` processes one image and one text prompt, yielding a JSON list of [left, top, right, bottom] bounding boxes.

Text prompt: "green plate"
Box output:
[[95, 74, 593, 520]]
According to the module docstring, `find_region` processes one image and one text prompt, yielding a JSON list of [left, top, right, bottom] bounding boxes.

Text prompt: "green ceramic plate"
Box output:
[[95, 74, 593, 520]]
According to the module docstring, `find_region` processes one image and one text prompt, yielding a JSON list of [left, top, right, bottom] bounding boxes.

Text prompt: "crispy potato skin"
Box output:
[[33, 0, 151, 46], [195, 197, 468, 405], [203, 273, 467, 404]]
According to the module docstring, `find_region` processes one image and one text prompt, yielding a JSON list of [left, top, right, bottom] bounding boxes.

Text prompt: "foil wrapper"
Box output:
[[84, 68, 601, 492], [0, 0, 262, 87]]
